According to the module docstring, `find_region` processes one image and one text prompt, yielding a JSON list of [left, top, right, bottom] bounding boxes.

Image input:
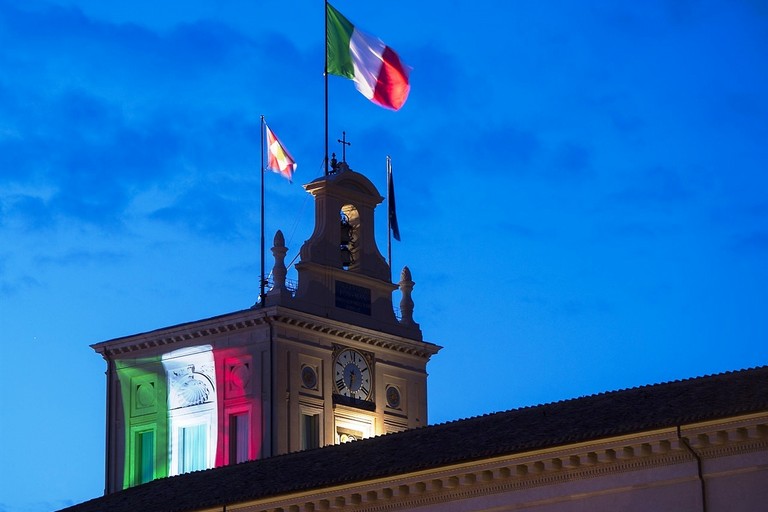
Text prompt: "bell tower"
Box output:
[[282, 160, 419, 339], [93, 159, 439, 494]]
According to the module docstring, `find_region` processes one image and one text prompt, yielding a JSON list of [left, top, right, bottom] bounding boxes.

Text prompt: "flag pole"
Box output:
[[387, 155, 392, 280], [260, 115, 266, 307], [324, 1, 329, 176]]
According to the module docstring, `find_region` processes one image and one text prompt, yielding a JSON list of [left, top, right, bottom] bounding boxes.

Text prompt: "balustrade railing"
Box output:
[[257, 276, 405, 322]]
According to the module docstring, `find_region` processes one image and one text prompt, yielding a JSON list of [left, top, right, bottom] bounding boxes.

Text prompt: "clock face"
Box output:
[[334, 349, 371, 400]]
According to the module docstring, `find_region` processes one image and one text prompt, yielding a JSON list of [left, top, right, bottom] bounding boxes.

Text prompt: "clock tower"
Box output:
[[93, 159, 440, 493], [264, 159, 439, 453]]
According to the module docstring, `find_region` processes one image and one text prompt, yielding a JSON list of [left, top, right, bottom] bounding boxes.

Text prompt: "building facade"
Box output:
[[91, 161, 440, 493]]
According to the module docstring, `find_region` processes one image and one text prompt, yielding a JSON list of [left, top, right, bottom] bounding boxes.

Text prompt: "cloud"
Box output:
[[465, 124, 540, 176], [549, 142, 593, 180], [0, 2, 319, 235], [148, 181, 252, 240], [0, 87, 189, 228], [1, 194, 55, 231], [0, 2, 259, 89], [732, 231, 768, 254], [661, 0, 703, 25], [0, 273, 40, 297], [610, 165, 691, 206]]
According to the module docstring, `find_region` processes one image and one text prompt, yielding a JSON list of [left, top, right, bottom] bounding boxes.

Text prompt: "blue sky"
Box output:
[[1, 1, 767, 511]]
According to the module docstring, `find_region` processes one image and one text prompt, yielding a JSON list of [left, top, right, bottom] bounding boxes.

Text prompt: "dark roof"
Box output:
[[61, 366, 768, 512]]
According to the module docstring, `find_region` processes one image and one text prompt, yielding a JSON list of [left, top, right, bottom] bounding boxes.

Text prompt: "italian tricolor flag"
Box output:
[[326, 3, 411, 111]]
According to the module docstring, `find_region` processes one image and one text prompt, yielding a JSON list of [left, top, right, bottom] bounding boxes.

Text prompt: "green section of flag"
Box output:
[[326, 3, 355, 78]]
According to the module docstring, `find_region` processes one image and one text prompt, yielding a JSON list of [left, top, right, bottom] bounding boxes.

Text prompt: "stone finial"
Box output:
[[274, 229, 285, 247], [269, 230, 288, 293], [398, 266, 415, 326]]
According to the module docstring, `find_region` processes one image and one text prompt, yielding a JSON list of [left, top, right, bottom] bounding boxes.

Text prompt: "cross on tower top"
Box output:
[[337, 131, 351, 163]]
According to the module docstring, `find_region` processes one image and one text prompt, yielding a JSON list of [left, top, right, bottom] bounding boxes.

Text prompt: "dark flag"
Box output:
[[388, 159, 401, 241]]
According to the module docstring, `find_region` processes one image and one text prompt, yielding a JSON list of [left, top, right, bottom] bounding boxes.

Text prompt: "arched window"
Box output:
[[340, 205, 360, 270]]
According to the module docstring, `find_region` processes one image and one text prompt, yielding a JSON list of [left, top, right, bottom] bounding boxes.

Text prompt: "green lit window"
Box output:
[[136, 430, 155, 485]]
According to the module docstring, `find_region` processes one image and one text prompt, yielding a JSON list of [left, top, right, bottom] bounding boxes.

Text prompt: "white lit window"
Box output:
[[163, 346, 218, 476], [178, 424, 207, 474]]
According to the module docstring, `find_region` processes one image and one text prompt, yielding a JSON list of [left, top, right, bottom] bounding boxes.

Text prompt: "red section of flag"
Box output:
[[372, 46, 410, 111]]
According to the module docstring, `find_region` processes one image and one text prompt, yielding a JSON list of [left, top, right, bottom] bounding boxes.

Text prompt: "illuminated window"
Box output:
[[334, 413, 372, 444], [136, 430, 155, 484], [301, 413, 320, 450], [229, 413, 250, 464], [339, 205, 360, 270], [178, 424, 207, 474], [337, 426, 363, 443], [164, 346, 218, 477]]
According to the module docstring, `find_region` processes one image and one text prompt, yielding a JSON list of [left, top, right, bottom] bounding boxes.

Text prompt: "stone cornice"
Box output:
[[271, 311, 440, 359], [230, 414, 768, 512], [91, 308, 269, 357], [91, 306, 440, 360]]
